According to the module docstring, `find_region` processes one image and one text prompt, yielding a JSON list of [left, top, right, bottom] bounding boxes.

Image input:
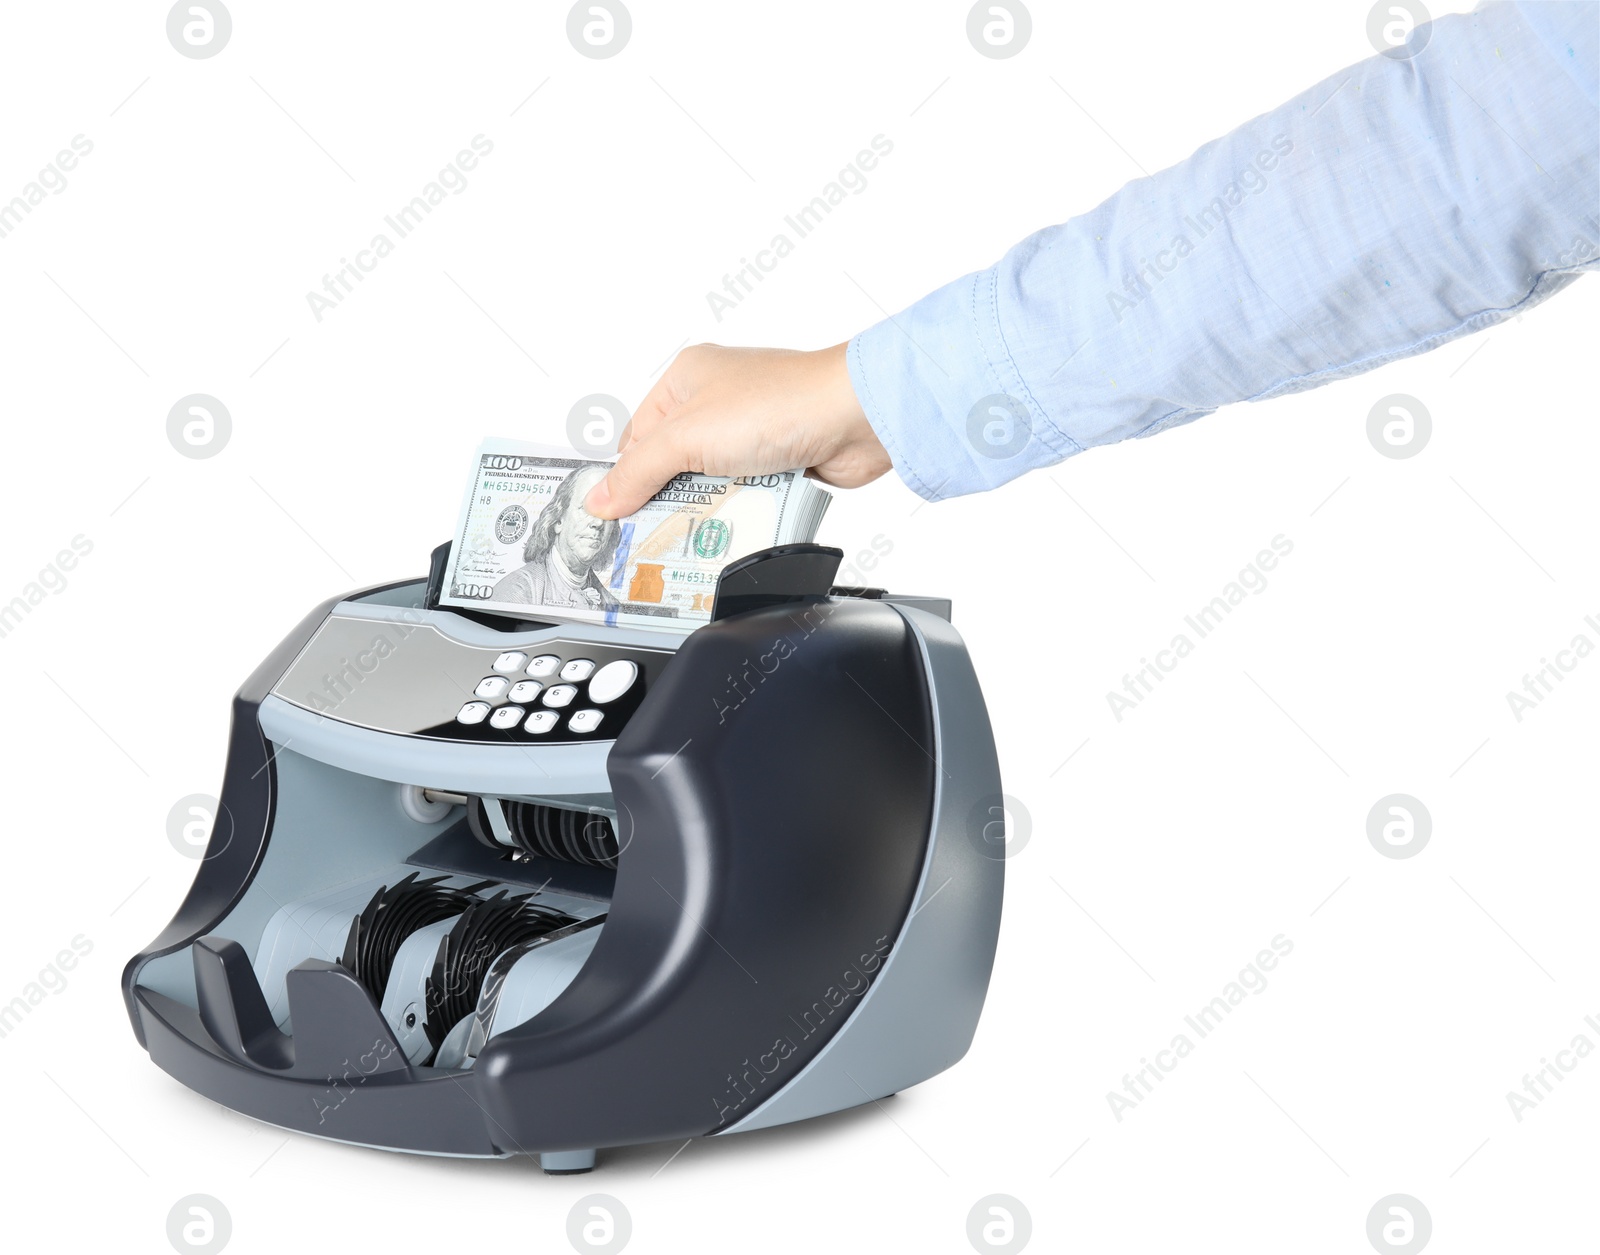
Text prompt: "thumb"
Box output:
[[584, 429, 692, 519]]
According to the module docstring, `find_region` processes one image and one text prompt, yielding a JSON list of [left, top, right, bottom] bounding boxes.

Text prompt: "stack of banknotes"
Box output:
[[440, 439, 832, 629]]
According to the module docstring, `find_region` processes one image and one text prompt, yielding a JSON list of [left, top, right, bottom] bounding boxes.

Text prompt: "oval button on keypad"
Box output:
[[587, 660, 638, 704]]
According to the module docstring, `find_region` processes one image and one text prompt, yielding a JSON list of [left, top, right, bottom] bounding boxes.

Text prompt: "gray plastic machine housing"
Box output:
[[123, 569, 1005, 1172]]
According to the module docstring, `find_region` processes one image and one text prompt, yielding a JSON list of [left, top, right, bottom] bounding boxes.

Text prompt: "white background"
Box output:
[[2, 1, 1596, 1252]]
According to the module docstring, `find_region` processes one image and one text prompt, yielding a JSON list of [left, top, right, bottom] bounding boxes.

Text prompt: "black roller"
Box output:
[[509, 801, 555, 863], [340, 873, 492, 1004], [532, 804, 563, 862], [556, 807, 585, 865], [573, 808, 619, 869], [465, 798, 622, 870], [465, 796, 505, 852], [498, 802, 620, 870], [423, 891, 578, 1057]]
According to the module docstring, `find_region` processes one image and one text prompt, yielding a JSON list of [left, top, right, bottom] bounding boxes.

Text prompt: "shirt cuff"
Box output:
[[847, 265, 1082, 502]]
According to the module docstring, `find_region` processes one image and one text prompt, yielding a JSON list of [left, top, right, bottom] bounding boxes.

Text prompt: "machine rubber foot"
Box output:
[[541, 1149, 597, 1174]]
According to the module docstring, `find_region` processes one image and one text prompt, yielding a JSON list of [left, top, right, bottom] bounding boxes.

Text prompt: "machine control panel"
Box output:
[[271, 612, 675, 745]]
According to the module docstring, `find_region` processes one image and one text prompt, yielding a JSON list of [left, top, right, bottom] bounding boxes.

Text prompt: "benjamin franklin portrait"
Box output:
[[490, 465, 622, 612]]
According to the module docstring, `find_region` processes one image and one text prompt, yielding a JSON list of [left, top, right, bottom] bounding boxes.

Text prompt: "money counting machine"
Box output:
[[124, 543, 1005, 1172]]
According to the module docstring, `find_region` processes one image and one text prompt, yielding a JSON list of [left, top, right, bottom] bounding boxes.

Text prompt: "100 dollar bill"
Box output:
[[440, 440, 829, 630]]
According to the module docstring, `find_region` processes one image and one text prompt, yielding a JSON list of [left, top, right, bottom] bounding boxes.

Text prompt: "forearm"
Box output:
[[850, 0, 1599, 500]]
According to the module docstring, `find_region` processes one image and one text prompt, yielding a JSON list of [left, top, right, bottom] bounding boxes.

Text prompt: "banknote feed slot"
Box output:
[[434, 444, 836, 632], [124, 547, 1004, 1172]]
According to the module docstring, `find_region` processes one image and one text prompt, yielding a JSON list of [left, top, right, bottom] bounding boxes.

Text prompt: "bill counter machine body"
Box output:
[[124, 543, 1006, 1172]]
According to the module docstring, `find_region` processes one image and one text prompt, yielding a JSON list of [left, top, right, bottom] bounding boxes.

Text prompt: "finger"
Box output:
[[584, 426, 696, 519], [626, 368, 685, 448], [615, 419, 634, 452]]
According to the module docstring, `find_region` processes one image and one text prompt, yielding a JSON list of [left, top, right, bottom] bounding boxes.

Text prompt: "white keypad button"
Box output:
[[542, 684, 578, 708], [567, 708, 605, 734], [474, 676, 510, 700], [456, 701, 491, 725], [560, 658, 596, 683], [525, 710, 558, 734], [490, 705, 526, 730], [509, 680, 543, 703], [527, 654, 560, 677], [587, 659, 638, 704], [492, 651, 529, 673]]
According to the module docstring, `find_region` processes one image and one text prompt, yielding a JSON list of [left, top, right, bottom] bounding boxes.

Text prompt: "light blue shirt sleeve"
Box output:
[[848, 0, 1599, 501]]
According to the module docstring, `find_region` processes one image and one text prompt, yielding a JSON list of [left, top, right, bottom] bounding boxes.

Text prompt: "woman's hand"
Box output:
[[581, 342, 893, 519]]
